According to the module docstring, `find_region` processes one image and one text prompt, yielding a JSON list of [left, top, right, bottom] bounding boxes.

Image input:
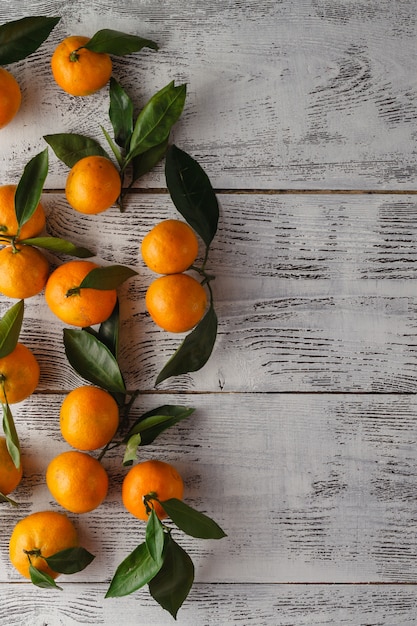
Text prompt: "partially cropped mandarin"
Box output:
[[141, 219, 199, 274], [9, 510, 79, 580], [65, 156, 121, 214], [145, 273, 207, 333], [46, 450, 109, 514], [51, 35, 112, 96], [122, 459, 184, 521], [0, 435, 23, 495], [0, 184, 46, 239], [0, 68, 21, 129], [0, 342, 40, 404], [60, 386, 119, 451], [0, 245, 49, 299], [44, 260, 117, 327]]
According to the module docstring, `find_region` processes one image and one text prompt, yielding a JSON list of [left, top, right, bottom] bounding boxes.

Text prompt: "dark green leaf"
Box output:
[[64, 328, 126, 394], [105, 542, 162, 598], [125, 405, 194, 447], [84, 29, 158, 55], [148, 534, 194, 619], [98, 299, 120, 358], [0, 491, 18, 506], [45, 547, 95, 574], [0, 16, 61, 65], [2, 403, 20, 469], [29, 564, 62, 590], [156, 305, 217, 385], [44, 133, 109, 168], [159, 498, 227, 539], [0, 300, 23, 358], [131, 137, 169, 183], [15, 149, 48, 232], [109, 78, 134, 150], [20, 236, 94, 258], [123, 432, 142, 466], [79, 265, 137, 290], [165, 145, 219, 247], [127, 82, 186, 161], [146, 509, 165, 565]]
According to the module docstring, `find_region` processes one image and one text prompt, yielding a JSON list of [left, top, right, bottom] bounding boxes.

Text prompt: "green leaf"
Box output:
[[83, 29, 158, 55], [0, 300, 23, 358], [45, 547, 95, 574], [79, 265, 138, 290], [156, 305, 218, 385], [159, 498, 227, 539], [20, 236, 94, 258], [131, 137, 169, 183], [98, 299, 120, 358], [63, 328, 126, 394], [0, 491, 18, 506], [146, 509, 165, 565], [44, 133, 109, 168], [148, 534, 194, 619], [14, 149, 48, 232], [127, 82, 186, 162], [123, 432, 142, 466], [105, 542, 162, 598], [29, 564, 62, 590], [125, 405, 195, 447], [0, 16, 61, 65], [109, 78, 134, 150], [2, 403, 20, 469], [165, 144, 219, 247]]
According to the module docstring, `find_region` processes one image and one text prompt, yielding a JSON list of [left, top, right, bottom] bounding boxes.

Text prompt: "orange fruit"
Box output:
[[60, 385, 119, 451], [65, 155, 121, 215], [9, 510, 78, 579], [122, 459, 184, 521], [46, 450, 109, 514], [0, 68, 21, 129], [145, 273, 207, 333], [44, 260, 117, 327], [51, 35, 112, 96], [141, 219, 199, 274], [0, 435, 22, 495], [0, 342, 40, 404], [0, 184, 46, 239], [0, 244, 49, 299]]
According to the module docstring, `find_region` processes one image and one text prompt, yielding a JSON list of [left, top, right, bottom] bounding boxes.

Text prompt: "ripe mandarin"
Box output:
[[0, 435, 23, 495], [0, 342, 40, 404], [65, 156, 121, 215], [141, 219, 199, 274], [0, 184, 45, 239], [0, 68, 21, 129], [0, 244, 49, 299]]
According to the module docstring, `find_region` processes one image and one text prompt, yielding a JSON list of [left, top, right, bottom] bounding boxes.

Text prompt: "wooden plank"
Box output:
[[1, 393, 417, 585], [1, 583, 417, 625], [0, 1, 417, 189]]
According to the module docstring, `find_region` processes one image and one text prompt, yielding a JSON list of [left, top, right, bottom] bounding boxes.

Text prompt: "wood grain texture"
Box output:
[[0, 1, 417, 189]]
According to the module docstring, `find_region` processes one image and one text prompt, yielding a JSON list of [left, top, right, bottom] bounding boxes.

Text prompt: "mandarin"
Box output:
[[0, 68, 21, 129], [141, 219, 199, 275], [0, 184, 46, 239], [0, 342, 40, 404], [65, 155, 121, 215], [44, 260, 117, 327], [0, 244, 49, 299], [51, 35, 112, 96], [0, 435, 23, 495], [9, 510, 79, 579], [122, 459, 184, 521]]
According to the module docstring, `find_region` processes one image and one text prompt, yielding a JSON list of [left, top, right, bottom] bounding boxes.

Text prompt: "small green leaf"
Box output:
[[159, 498, 227, 539], [156, 305, 218, 385], [44, 133, 109, 168], [83, 29, 158, 55], [14, 149, 48, 232], [0, 16, 61, 65], [131, 137, 169, 183], [109, 78, 134, 150], [79, 265, 137, 290], [148, 534, 194, 619], [105, 542, 162, 598], [125, 405, 194, 447], [2, 403, 20, 469], [29, 564, 62, 590], [165, 145, 219, 247], [0, 300, 23, 358], [64, 328, 126, 394], [0, 491, 18, 506], [127, 82, 186, 162], [45, 547, 95, 574], [98, 299, 120, 358], [123, 432, 142, 466], [146, 509, 165, 565], [20, 236, 94, 258]]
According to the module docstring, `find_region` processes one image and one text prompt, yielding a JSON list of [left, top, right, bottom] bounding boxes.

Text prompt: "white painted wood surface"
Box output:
[[1, 1, 417, 625]]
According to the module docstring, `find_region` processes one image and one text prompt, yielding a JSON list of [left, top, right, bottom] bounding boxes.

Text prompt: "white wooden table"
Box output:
[[1, 1, 417, 624]]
